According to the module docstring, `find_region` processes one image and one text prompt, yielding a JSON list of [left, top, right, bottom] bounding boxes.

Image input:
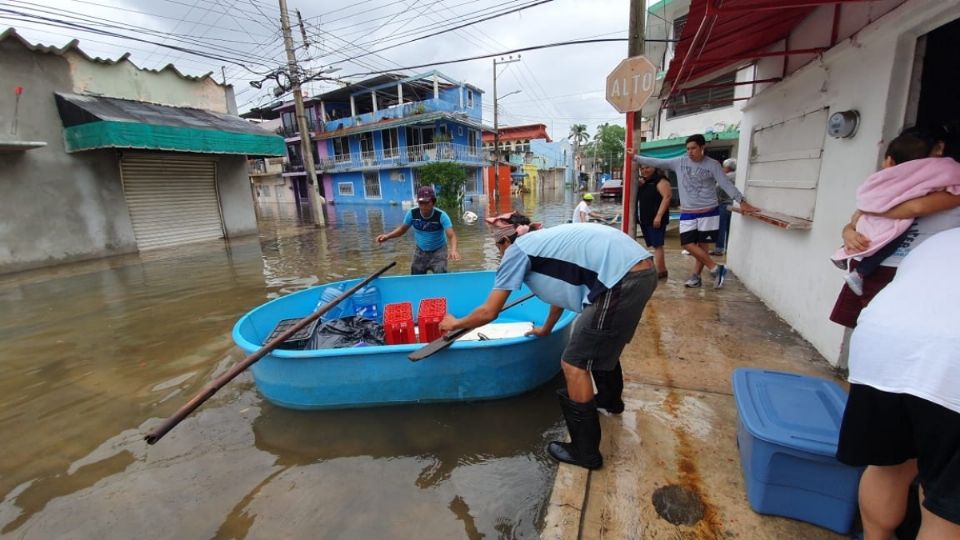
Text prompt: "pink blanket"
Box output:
[[833, 157, 960, 261]]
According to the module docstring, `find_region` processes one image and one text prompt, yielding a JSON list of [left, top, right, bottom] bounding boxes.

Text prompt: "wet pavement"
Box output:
[[0, 187, 851, 539], [542, 246, 850, 540], [0, 187, 621, 540]]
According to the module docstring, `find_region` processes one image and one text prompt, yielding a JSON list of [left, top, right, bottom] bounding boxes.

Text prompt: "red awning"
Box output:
[[663, 0, 871, 99]]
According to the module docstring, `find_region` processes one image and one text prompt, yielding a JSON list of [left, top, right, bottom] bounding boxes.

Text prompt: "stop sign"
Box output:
[[605, 56, 658, 113]]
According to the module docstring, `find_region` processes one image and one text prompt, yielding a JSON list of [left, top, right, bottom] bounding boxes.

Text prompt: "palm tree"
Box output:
[[569, 124, 589, 177]]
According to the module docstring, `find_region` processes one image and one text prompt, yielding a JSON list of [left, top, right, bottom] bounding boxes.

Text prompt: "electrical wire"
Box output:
[[339, 38, 629, 78], [5, 0, 279, 62], [326, 0, 555, 67], [0, 7, 275, 68]]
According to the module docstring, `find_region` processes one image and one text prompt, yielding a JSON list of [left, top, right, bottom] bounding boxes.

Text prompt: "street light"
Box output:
[[497, 89, 522, 102]]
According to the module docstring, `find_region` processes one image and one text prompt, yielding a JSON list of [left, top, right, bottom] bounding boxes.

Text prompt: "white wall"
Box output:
[[655, 66, 753, 139], [728, 0, 960, 365]]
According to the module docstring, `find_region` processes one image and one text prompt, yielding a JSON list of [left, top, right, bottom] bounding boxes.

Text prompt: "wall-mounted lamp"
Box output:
[[827, 110, 859, 139]]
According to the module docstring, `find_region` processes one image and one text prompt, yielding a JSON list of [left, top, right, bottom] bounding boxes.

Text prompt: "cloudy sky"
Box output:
[[2, 0, 670, 140]]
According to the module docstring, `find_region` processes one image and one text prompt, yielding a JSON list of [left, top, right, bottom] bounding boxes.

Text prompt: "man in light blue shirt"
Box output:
[[377, 186, 460, 274], [440, 214, 658, 470]]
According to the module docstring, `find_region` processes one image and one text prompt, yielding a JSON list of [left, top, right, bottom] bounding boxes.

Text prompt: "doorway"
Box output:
[[912, 17, 960, 159]]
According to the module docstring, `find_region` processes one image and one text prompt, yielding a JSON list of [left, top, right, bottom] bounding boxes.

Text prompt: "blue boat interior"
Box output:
[[233, 271, 576, 358]]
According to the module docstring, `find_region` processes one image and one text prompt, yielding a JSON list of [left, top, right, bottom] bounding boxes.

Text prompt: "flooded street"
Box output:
[[0, 188, 622, 539]]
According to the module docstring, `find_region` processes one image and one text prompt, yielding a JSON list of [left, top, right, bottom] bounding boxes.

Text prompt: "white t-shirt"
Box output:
[[880, 206, 960, 267], [848, 227, 960, 414], [572, 200, 591, 223]]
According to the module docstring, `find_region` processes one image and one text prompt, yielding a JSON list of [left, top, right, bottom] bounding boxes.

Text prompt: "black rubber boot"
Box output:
[[547, 389, 603, 470], [592, 362, 625, 414]]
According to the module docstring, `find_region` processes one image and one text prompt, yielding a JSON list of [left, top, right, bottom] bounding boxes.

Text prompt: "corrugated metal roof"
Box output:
[[482, 124, 552, 143], [55, 93, 284, 156], [55, 93, 269, 134], [0, 27, 220, 84]]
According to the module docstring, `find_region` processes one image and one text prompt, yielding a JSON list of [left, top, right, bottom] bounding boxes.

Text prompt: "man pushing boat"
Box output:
[[439, 212, 658, 469]]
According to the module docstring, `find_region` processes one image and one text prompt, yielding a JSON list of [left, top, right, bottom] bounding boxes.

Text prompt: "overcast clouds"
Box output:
[[3, 0, 663, 140]]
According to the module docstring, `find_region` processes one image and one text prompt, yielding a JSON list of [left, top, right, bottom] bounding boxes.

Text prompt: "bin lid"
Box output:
[[732, 369, 848, 457]]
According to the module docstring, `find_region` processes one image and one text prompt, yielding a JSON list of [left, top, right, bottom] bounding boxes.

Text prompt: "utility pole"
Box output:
[[279, 0, 325, 226], [624, 0, 645, 237], [492, 56, 519, 201]]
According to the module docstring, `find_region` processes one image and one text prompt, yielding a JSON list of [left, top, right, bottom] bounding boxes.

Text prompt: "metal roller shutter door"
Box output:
[[120, 156, 224, 250]]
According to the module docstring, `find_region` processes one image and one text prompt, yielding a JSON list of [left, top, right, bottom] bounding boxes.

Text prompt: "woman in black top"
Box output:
[[636, 165, 672, 279]]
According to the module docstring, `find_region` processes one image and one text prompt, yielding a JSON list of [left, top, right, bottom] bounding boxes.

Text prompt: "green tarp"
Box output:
[[63, 121, 285, 156], [639, 130, 740, 159], [55, 92, 285, 156]]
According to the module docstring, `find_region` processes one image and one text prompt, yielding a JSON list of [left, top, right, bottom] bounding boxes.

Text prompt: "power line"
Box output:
[[327, 0, 556, 67], [305, 0, 409, 25], [341, 37, 629, 77], [66, 0, 277, 41], [325, 0, 486, 39], [0, 7, 275, 68], [6, 0, 280, 62]]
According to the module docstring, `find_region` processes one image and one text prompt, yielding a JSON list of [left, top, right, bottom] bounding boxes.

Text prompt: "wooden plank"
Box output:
[[733, 207, 813, 230]]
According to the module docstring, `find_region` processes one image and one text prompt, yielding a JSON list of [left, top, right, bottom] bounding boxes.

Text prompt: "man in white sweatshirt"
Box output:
[[629, 134, 758, 288]]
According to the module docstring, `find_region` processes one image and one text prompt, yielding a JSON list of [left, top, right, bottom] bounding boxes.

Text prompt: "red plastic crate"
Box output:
[[417, 298, 447, 343], [384, 302, 416, 345]]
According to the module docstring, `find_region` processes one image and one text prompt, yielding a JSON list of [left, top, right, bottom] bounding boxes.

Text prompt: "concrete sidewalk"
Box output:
[[542, 249, 849, 540]]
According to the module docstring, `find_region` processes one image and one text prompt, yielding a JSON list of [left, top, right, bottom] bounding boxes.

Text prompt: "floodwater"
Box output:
[[0, 187, 624, 539]]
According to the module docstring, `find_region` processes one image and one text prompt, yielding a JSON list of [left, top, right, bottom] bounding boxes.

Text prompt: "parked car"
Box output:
[[600, 179, 623, 198]]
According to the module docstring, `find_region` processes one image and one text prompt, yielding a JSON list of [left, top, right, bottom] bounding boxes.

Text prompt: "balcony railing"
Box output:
[[319, 98, 480, 133], [278, 120, 318, 138], [315, 143, 484, 172], [282, 161, 305, 174]]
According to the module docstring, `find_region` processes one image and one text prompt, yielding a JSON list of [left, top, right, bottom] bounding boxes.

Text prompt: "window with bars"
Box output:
[[363, 171, 382, 198], [667, 71, 737, 119]]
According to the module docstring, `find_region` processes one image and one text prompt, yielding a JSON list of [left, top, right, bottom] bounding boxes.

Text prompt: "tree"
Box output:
[[585, 123, 626, 174], [568, 124, 589, 172], [418, 162, 467, 209]]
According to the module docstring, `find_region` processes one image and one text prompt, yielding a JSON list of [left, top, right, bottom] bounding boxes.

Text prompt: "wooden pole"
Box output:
[[144, 262, 396, 444], [622, 0, 645, 237], [279, 0, 325, 226]]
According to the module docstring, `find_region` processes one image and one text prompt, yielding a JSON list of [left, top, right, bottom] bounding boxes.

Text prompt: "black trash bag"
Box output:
[[308, 315, 385, 349]]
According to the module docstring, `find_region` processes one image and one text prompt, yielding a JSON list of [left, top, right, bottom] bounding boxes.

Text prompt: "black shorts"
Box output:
[[639, 222, 667, 248], [563, 267, 657, 372], [836, 384, 960, 524], [678, 209, 720, 246]]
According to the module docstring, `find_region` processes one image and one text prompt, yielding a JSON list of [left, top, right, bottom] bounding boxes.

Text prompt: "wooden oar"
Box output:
[[145, 261, 397, 445], [408, 292, 536, 362]]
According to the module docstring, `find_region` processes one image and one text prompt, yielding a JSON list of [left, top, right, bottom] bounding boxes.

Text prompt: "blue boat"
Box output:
[[232, 270, 575, 410]]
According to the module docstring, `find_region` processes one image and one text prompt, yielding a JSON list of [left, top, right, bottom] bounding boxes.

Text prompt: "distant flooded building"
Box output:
[[271, 71, 486, 205], [0, 28, 284, 274]]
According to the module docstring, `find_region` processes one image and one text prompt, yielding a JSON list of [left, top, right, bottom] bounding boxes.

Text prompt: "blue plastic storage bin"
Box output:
[[732, 368, 863, 534]]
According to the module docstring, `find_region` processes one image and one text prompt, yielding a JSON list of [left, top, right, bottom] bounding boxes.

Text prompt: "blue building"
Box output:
[[275, 71, 486, 205]]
